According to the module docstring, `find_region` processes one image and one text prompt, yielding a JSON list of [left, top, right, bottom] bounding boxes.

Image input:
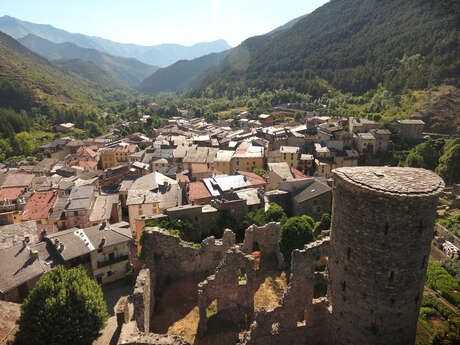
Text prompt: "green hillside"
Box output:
[[54, 58, 137, 94], [19, 34, 158, 87], [0, 31, 136, 107], [193, 0, 459, 98], [138, 50, 229, 94]]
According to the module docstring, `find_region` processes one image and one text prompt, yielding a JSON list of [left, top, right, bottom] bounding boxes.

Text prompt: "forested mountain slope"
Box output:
[[0, 31, 135, 109], [19, 34, 158, 87], [138, 50, 229, 94], [192, 0, 459, 98]]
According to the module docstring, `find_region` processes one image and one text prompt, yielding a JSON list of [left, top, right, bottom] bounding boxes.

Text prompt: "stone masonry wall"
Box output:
[[141, 227, 235, 292], [133, 268, 151, 332], [329, 167, 444, 345], [197, 247, 257, 335], [241, 222, 284, 269], [239, 238, 331, 345]]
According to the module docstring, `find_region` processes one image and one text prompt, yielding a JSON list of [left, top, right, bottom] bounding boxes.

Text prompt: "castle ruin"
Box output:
[[115, 167, 444, 345]]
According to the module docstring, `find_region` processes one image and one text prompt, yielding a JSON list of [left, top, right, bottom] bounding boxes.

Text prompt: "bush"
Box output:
[[18, 266, 108, 345], [426, 262, 460, 308], [421, 295, 454, 320], [146, 216, 199, 243], [419, 306, 436, 319], [279, 216, 315, 264], [265, 202, 287, 224]]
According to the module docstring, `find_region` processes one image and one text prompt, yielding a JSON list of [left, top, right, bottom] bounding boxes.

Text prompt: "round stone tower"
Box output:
[[328, 167, 444, 345]]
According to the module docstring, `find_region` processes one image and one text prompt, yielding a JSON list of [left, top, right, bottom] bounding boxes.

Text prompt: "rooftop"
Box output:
[[46, 222, 131, 261], [268, 162, 293, 180], [0, 242, 56, 293], [293, 179, 332, 203], [280, 146, 300, 154], [22, 192, 57, 221], [214, 150, 235, 162], [333, 167, 444, 196], [0, 173, 35, 188], [397, 119, 425, 125], [0, 221, 38, 250], [357, 132, 376, 140], [237, 171, 267, 188], [188, 181, 212, 201], [0, 187, 24, 201], [89, 194, 120, 222]]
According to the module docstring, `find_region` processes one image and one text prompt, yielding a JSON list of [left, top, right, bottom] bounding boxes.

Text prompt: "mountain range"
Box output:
[[192, 0, 459, 97], [0, 15, 231, 67], [138, 12, 306, 94], [0, 31, 136, 109], [18, 34, 157, 87]]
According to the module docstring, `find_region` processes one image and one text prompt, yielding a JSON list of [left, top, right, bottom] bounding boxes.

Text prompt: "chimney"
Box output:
[[23, 236, 30, 248], [30, 249, 39, 260]]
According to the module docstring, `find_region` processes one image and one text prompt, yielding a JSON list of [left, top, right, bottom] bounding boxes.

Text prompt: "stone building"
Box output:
[[397, 119, 425, 139], [328, 167, 444, 345]]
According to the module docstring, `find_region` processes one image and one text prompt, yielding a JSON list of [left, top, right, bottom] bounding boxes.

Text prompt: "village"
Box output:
[[0, 104, 458, 344]]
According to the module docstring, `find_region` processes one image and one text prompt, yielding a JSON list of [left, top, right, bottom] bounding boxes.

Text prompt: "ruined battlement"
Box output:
[[141, 226, 235, 289], [121, 167, 443, 345]]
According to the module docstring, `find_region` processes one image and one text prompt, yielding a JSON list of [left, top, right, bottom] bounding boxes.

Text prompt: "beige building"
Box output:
[[348, 117, 379, 133], [100, 148, 118, 170], [231, 142, 264, 172], [280, 146, 300, 168], [212, 150, 234, 174], [126, 172, 182, 241]]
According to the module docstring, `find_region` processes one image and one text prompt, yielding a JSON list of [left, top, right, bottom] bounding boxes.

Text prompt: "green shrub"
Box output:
[[279, 216, 315, 263], [419, 306, 436, 319], [426, 262, 460, 308], [19, 266, 108, 345]]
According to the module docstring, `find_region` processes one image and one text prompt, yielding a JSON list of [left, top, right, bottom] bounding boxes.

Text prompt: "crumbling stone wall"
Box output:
[[238, 238, 331, 345], [241, 222, 284, 269], [197, 248, 257, 334], [141, 227, 235, 291], [133, 268, 151, 332]]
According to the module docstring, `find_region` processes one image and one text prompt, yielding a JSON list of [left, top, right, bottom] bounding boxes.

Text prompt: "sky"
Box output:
[[1, 0, 329, 47]]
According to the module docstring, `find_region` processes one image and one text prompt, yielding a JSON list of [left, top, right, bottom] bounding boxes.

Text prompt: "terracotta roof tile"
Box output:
[[188, 181, 211, 201], [237, 171, 267, 188], [0, 188, 25, 201], [22, 192, 57, 221], [291, 167, 309, 179]]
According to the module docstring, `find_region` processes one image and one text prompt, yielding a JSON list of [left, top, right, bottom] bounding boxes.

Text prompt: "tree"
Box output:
[[243, 208, 267, 229], [436, 139, 460, 185], [15, 132, 35, 156], [404, 139, 445, 170], [18, 266, 108, 345], [314, 213, 331, 234], [265, 203, 287, 224], [85, 121, 103, 138], [279, 216, 315, 264]]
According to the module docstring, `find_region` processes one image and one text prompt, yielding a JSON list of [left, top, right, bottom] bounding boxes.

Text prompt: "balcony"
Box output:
[[96, 254, 129, 269]]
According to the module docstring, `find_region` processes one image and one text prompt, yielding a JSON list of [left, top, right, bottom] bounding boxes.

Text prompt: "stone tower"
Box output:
[[328, 167, 444, 345]]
